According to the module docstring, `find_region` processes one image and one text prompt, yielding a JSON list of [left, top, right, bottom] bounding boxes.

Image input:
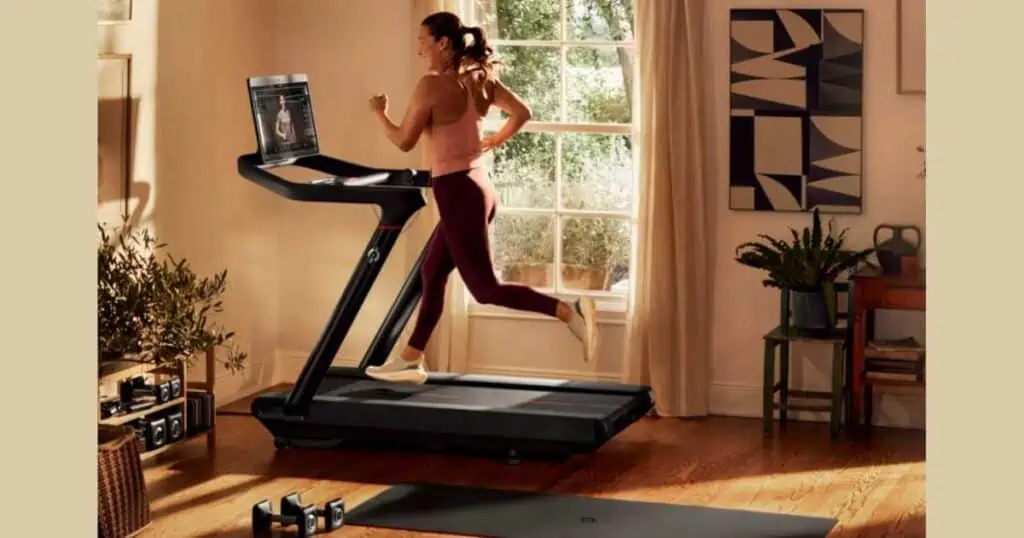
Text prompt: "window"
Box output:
[[468, 0, 638, 313]]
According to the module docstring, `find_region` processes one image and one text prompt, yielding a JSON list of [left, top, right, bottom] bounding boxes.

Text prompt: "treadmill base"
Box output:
[[271, 435, 574, 465]]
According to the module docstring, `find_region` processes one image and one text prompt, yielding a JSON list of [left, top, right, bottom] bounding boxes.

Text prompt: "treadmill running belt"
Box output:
[[318, 379, 633, 417], [345, 482, 839, 538]]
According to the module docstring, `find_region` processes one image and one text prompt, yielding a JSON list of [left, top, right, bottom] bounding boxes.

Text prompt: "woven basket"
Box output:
[[98, 424, 151, 538]]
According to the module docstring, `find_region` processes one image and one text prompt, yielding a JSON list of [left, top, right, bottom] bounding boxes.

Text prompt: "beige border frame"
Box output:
[[97, 53, 133, 215], [97, 0, 132, 24], [897, 0, 926, 95]]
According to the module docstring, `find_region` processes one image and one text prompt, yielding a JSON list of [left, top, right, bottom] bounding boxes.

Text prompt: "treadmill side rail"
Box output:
[[237, 152, 431, 415]]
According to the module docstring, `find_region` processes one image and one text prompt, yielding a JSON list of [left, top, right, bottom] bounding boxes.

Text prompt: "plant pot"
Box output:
[[500, 263, 553, 287], [790, 289, 831, 330], [561, 265, 612, 291]]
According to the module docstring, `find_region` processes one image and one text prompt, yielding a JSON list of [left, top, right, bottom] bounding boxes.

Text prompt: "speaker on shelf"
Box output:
[[120, 375, 177, 405], [134, 417, 167, 451], [164, 410, 184, 443]]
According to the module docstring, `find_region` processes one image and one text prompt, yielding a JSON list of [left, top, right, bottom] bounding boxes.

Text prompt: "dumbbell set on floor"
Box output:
[[252, 491, 344, 536]]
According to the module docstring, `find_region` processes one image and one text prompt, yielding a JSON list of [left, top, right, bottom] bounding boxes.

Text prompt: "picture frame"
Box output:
[[98, 0, 132, 24], [897, 0, 925, 94], [97, 54, 133, 218]]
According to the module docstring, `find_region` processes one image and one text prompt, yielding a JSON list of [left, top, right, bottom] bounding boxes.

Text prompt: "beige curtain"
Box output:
[[625, 0, 717, 417], [407, 0, 471, 372]]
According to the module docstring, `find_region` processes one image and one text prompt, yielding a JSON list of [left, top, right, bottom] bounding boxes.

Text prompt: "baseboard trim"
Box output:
[[462, 363, 625, 383], [709, 382, 925, 430], [276, 348, 623, 383]]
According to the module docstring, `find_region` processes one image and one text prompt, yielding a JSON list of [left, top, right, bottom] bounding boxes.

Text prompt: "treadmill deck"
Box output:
[[251, 367, 653, 458]]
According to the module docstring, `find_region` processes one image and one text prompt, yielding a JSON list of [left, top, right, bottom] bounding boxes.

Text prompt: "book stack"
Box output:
[[865, 336, 925, 383]]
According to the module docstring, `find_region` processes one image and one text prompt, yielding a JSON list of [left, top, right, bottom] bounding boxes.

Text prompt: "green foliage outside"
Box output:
[[475, 0, 636, 291]]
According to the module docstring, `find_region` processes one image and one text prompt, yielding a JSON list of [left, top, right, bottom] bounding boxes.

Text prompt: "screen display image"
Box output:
[[248, 75, 320, 164]]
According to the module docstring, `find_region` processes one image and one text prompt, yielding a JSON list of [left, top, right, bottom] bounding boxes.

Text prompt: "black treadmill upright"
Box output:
[[239, 73, 653, 461]]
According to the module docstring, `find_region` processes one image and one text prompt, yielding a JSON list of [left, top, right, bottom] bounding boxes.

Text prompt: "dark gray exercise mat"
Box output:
[[345, 482, 837, 538]]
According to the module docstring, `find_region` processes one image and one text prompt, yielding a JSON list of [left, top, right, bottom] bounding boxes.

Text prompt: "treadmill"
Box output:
[[239, 73, 653, 461]]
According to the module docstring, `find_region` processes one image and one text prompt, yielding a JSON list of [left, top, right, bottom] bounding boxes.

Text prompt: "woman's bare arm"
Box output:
[[482, 77, 532, 151], [372, 76, 435, 152]]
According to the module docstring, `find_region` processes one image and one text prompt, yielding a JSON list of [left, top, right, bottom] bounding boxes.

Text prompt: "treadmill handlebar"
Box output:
[[237, 152, 433, 205]]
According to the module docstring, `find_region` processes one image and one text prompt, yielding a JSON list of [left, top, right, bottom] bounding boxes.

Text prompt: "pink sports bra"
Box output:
[[426, 73, 486, 178]]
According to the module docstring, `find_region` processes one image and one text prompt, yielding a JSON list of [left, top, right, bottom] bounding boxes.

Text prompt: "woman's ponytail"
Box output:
[[462, 25, 496, 73]]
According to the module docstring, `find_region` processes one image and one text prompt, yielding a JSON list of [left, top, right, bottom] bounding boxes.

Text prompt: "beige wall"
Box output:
[[98, 0, 422, 405], [98, 0, 925, 430], [710, 0, 926, 428], [269, 1, 423, 378]]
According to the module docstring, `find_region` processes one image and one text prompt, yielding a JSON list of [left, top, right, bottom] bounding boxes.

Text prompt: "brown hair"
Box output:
[[421, 11, 497, 74]]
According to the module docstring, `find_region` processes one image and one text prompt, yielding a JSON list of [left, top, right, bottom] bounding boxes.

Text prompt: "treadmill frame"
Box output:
[[238, 152, 433, 416]]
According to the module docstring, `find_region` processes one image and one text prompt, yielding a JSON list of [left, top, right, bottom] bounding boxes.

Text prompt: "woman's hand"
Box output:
[[481, 135, 500, 153], [369, 93, 389, 115]]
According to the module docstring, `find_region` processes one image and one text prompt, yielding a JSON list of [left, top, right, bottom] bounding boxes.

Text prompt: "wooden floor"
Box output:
[[137, 390, 925, 538]]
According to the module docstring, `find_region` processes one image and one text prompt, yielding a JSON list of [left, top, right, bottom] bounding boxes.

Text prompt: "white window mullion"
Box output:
[[482, 120, 633, 135], [490, 40, 633, 47], [553, 0, 568, 295], [497, 206, 632, 219]]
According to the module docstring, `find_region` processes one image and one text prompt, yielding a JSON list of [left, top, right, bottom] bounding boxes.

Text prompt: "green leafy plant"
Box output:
[[98, 218, 247, 372], [734, 208, 875, 322]]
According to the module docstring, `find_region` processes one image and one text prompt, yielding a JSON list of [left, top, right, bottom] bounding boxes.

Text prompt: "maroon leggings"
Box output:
[[407, 168, 560, 351]]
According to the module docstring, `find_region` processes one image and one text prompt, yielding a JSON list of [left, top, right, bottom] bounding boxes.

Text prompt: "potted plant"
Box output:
[[734, 208, 875, 329], [561, 217, 630, 290], [491, 215, 555, 287], [98, 217, 248, 372]]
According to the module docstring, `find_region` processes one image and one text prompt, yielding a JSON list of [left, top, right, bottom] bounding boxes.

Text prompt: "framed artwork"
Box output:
[[98, 0, 132, 24], [728, 9, 864, 214], [98, 54, 133, 217], [897, 0, 925, 94]]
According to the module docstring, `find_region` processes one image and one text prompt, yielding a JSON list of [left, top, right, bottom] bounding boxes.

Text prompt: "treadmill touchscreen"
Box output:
[[248, 74, 321, 164]]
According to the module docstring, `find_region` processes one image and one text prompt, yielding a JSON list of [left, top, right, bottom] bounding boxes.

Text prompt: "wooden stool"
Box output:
[[762, 326, 850, 439]]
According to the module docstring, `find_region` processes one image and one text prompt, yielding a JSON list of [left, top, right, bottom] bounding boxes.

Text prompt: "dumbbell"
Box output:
[[252, 492, 345, 536]]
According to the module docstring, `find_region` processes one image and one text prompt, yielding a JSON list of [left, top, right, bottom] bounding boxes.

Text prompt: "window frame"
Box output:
[[466, 0, 640, 318]]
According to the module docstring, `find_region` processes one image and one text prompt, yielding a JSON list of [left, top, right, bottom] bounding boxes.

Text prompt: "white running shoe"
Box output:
[[365, 356, 428, 384], [566, 296, 599, 362]]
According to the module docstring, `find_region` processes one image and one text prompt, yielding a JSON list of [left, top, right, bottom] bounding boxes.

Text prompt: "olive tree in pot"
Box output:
[[98, 218, 248, 372], [734, 209, 874, 329]]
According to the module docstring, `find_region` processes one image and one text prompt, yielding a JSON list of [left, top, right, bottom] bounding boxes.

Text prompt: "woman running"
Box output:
[[366, 11, 598, 384]]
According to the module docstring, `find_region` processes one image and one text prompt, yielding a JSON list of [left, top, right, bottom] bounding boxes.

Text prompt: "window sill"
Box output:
[[467, 294, 628, 325]]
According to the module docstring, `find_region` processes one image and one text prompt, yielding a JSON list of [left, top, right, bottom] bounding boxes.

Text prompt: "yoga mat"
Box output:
[[345, 482, 837, 538]]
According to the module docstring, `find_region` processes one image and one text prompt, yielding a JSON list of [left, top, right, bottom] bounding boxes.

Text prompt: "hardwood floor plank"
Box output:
[[135, 396, 925, 538]]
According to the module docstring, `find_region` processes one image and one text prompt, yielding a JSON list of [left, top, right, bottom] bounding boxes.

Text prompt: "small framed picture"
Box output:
[[98, 54, 133, 217], [897, 0, 925, 94], [98, 0, 132, 24]]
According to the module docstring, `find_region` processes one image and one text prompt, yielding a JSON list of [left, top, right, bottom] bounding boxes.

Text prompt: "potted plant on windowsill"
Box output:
[[734, 208, 875, 329], [560, 217, 630, 291], [491, 215, 556, 287]]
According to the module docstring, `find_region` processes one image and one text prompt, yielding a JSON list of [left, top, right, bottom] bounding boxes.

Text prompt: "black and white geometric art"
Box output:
[[729, 9, 864, 213]]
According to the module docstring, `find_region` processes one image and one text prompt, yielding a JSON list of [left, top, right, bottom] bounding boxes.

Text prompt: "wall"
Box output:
[[709, 0, 926, 428], [99, 0, 279, 404], [268, 0, 424, 380], [98, 0, 422, 405]]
